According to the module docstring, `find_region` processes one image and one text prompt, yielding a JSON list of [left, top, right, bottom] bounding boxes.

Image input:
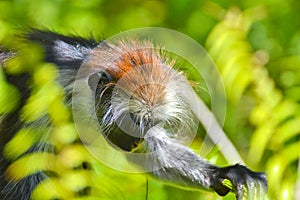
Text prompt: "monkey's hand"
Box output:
[[212, 164, 268, 200]]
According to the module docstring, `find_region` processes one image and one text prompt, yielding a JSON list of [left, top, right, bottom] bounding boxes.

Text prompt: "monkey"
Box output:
[[0, 30, 267, 200]]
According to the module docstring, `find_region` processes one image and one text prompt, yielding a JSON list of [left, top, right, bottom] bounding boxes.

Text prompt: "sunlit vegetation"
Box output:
[[0, 0, 299, 199]]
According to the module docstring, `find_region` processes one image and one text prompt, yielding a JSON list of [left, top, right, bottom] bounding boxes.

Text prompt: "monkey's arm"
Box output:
[[142, 126, 267, 200]]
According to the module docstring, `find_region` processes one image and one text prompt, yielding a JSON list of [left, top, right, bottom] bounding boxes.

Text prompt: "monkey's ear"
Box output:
[[88, 72, 102, 92], [88, 71, 113, 93], [27, 30, 98, 70]]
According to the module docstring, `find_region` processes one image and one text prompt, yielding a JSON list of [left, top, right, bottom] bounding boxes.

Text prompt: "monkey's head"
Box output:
[[83, 40, 197, 151]]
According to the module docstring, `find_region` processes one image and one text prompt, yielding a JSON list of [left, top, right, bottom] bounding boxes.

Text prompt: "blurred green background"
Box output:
[[0, 0, 300, 199]]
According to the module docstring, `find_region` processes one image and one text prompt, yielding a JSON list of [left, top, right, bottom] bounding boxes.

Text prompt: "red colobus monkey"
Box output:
[[0, 30, 267, 200]]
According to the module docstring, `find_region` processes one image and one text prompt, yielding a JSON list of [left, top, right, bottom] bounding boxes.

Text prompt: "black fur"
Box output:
[[0, 31, 97, 200], [27, 29, 98, 68]]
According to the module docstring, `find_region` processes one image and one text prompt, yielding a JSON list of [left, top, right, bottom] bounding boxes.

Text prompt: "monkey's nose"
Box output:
[[129, 109, 160, 134]]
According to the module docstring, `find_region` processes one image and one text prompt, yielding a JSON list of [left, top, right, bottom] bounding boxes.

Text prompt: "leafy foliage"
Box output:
[[0, 0, 299, 199]]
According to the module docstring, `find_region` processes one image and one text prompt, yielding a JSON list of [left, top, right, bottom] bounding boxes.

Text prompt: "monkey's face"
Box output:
[[110, 64, 185, 129], [88, 42, 197, 152]]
